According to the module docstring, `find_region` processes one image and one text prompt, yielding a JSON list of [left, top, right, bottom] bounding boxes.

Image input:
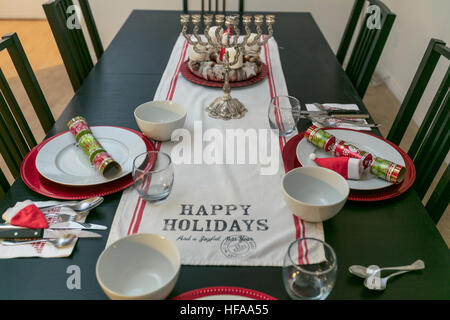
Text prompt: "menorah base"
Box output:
[[206, 95, 248, 120]]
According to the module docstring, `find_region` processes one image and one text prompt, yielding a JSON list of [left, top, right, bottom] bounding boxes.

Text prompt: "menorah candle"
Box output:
[[244, 33, 261, 53], [304, 125, 336, 152], [67, 116, 122, 179], [333, 140, 373, 169], [370, 157, 405, 184], [208, 26, 223, 45], [189, 45, 206, 62]]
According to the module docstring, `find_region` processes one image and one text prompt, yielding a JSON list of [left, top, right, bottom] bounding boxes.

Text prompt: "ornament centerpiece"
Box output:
[[180, 13, 275, 120]]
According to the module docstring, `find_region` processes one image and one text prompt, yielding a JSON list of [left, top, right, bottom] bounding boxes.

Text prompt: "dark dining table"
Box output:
[[0, 10, 448, 300]]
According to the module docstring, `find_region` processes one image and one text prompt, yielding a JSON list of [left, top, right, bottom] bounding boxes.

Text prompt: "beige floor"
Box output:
[[0, 19, 448, 247]]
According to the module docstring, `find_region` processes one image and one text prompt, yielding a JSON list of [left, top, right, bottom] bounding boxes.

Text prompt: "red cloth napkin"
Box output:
[[2, 201, 49, 229]]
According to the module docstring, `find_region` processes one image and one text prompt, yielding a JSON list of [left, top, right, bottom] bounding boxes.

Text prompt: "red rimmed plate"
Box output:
[[172, 286, 277, 300], [180, 61, 268, 88], [282, 129, 416, 202], [20, 127, 155, 200]]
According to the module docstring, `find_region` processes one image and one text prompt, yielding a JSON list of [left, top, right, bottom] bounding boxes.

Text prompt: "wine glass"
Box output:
[[132, 151, 174, 201], [282, 237, 337, 300], [268, 95, 301, 136]]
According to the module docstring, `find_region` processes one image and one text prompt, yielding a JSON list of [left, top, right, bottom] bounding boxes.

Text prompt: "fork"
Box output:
[[47, 213, 85, 223]]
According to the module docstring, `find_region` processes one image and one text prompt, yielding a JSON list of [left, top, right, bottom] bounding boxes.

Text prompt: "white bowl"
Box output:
[[282, 167, 349, 222], [134, 101, 187, 141], [96, 233, 180, 300]]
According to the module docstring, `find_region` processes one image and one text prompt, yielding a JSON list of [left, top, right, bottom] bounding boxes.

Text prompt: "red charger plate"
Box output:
[[180, 61, 268, 88], [282, 129, 416, 202], [172, 286, 277, 300], [20, 127, 155, 200]]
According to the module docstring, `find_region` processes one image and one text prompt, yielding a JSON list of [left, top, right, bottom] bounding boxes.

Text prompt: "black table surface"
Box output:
[[0, 10, 449, 300]]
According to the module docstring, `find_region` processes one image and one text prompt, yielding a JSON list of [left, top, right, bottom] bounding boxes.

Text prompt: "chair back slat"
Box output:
[[0, 69, 37, 151], [43, 0, 95, 92], [412, 90, 449, 198], [0, 33, 54, 197], [337, 0, 365, 64], [408, 66, 450, 159], [387, 39, 450, 222], [0, 76, 31, 158], [337, 0, 395, 97], [346, 14, 376, 81], [78, 0, 104, 60], [0, 168, 9, 198], [184, 0, 244, 13], [1, 34, 55, 133], [425, 165, 450, 224], [0, 115, 22, 178], [387, 39, 445, 145]]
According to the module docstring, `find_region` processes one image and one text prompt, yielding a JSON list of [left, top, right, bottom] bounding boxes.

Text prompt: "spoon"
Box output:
[[39, 197, 104, 213], [349, 259, 425, 278], [364, 270, 410, 291], [2, 234, 77, 248]]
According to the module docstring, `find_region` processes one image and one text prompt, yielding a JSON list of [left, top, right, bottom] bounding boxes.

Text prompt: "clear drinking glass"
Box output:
[[132, 151, 174, 201], [268, 95, 301, 136], [282, 238, 337, 300]]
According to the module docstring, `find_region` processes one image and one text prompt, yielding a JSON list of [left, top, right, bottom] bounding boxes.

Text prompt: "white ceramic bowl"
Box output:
[[282, 167, 349, 222], [134, 101, 187, 141], [96, 233, 180, 300]]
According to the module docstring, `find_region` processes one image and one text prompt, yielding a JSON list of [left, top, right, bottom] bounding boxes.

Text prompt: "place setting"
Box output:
[[269, 95, 417, 202], [0, 115, 157, 257]]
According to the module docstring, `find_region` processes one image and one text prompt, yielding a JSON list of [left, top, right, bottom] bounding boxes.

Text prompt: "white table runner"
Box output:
[[106, 34, 324, 266]]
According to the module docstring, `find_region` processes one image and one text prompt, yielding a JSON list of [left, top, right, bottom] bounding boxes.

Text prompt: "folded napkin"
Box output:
[[0, 201, 89, 259], [2, 200, 48, 229], [305, 103, 371, 131]]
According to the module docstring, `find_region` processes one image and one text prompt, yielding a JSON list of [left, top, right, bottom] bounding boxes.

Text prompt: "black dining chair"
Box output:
[[387, 39, 449, 224], [183, 0, 244, 13], [0, 33, 55, 198], [43, 0, 104, 92], [336, 0, 396, 98]]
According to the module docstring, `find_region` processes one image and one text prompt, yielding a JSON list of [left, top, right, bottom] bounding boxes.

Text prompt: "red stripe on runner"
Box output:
[[263, 38, 284, 151], [128, 39, 187, 235], [132, 142, 162, 234], [264, 36, 307, 265], [167, 40, 189, 101], [166, 40, 189, 100], [127, 197, 141, 235], [301, 219, 310, 265], [264, 36, 287, 146]]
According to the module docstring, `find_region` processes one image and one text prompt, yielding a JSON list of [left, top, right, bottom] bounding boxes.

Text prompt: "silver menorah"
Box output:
[[180, 13, 275, 120]]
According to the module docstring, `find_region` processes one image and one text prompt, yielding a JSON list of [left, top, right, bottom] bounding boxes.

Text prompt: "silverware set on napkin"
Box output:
[[348, 259, 425, 291], [0, 197, 106, 248], [297, 103, 380, 128]]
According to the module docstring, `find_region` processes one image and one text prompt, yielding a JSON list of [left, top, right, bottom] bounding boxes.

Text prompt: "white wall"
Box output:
[[376, 0, 450, 125], [0, 0, 47, 19]]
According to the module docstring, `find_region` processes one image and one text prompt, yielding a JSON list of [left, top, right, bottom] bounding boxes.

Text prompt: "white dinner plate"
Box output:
[[296, 129, 405, 190], [35, 126, 147, 186]]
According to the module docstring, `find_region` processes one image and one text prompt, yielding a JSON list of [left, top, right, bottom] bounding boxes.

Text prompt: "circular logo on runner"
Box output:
[[220, 235, 256, 258]]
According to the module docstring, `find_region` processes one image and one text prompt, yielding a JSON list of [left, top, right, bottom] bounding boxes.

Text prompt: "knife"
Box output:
[[49, 221, 108, 230], [0, 225, 102, 239], [299, 111, 370, 118]]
